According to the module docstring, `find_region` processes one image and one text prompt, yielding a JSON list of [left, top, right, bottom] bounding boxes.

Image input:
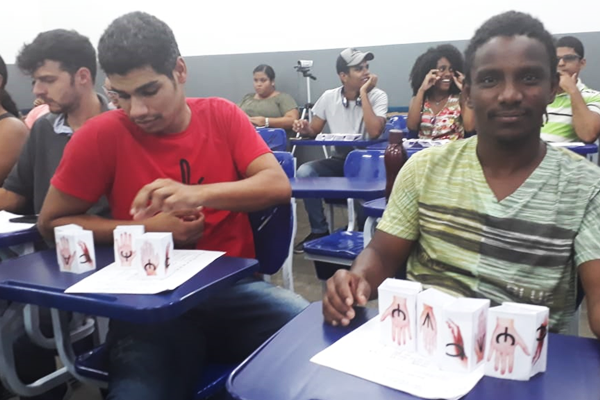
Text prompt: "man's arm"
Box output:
[[360, 75, 387, 139], [38, 185, 204, 246], [0, 188, 27, 213], [131, 152, 291, 219], [580, 260, 600, 338], [323, 231, 414, 326], [560, 73, 600, 143]]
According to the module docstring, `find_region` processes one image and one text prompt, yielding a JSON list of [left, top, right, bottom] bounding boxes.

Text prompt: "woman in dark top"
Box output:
[[0, 55, 28, 186]]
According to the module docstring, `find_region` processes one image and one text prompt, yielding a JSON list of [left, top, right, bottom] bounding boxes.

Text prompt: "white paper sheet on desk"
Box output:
[[311, 316, 483, 400], [65, 250, 225, 294], [549, 142, 585, 147], [0, 211, 35, 233]]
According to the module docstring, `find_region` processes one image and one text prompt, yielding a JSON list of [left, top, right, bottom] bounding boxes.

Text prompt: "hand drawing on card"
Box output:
[[78, 241, 94, 268], [445, 319, 468, 368], [420, 304, 437, 355], [381, 296, 411, 346], [474, 309, 486, 363], [141, 241, 159, 276], [487, 317, 530, 375], [58, 236, 75, 271], [116, 232, 135, 266], [533, 316, 548, 365]]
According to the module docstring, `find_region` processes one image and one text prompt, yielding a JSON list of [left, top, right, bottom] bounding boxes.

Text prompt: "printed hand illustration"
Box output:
[[165, 245, 170, 270], [420, 304, 437, 355], [446, 319, 468, 368], [474, 310, 487, 363], [116, 232, 135, 266], [533, 316, 548, 365], [141, 242, 159, 276], [78, 241, 94, 268], [59, 237, 75, 271], [487, 317, 530, 375], [380, 296, 411, 346]]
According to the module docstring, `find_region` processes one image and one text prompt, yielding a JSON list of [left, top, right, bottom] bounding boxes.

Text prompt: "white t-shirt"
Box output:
[[312, 86, 388, 158]]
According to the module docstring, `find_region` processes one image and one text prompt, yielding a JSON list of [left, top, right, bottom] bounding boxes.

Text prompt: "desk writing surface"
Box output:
[[290, 178, 385, 200], [227, 302, 600, 400], [0, 247, 258, 324]]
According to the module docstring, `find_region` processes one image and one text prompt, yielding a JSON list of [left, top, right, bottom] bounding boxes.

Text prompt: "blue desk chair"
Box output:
[[256, 128, 287, 151], [323, 149, 385, 233], [305, 150, 385, 282], [74, 152, 297, 399]]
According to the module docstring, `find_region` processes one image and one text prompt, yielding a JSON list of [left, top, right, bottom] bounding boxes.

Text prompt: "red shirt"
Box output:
[[52, 98, 270, 258]]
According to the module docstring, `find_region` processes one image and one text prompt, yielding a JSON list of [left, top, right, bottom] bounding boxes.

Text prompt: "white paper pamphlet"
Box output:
[[65, 250, 225, 294], [0, 211, 36, 234], [311, 316, 484, 400]]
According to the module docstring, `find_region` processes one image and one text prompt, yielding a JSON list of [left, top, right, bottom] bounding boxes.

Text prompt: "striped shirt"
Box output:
[[378, 137, 600, 333], [541, 79, 600, 142]]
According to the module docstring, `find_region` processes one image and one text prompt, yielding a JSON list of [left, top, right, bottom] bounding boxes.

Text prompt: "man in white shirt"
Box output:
[[292, 48, 388, 252]]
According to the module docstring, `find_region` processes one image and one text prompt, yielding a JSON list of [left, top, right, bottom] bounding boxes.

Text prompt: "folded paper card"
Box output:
[[378, 278, 423, 350], [54, 224, 95, 274], [439, 298, 490, 373], [416, 288, 457, 359], [113, 225, 145, 268], [135, 232, 174, 278], [485, 303, 549, 380]]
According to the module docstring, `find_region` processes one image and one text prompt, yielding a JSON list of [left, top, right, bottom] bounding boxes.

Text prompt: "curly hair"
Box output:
[[0, 55, 19, 117], [409, 44, 464, 96], [16, 29, 97, 83], [98, 12, 180, 77], [464, 11, 557, 83]]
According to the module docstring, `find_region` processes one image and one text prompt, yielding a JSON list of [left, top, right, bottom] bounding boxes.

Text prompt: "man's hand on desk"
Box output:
[[323, 270, 371, 327], [144, 210, 204, 247]]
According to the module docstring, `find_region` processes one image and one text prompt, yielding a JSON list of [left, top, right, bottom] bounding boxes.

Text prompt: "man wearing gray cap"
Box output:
[[293, 47, 388, 252]]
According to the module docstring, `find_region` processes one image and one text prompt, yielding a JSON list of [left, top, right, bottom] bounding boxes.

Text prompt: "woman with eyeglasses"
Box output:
[[0, 55, 28, 186], [238, 64, 299, 135], [406, 44, 474, 140]]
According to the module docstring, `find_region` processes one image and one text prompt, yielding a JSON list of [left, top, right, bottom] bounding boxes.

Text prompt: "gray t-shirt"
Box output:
[[312, 86, 388, 158], [3, 95, 111, 216]]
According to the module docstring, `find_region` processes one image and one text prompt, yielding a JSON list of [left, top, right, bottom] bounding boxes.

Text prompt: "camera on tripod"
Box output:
[[296, 60, 313, 69]]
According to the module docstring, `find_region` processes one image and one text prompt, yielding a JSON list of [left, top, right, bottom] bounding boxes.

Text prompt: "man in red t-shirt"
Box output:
[[38, 12, 308, 400]]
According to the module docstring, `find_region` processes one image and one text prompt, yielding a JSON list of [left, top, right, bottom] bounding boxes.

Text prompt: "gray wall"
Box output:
[[6, 31, 600, 111]]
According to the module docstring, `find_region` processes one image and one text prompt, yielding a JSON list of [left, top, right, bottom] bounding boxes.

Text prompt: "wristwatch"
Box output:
[[265, 117, 270, 128]]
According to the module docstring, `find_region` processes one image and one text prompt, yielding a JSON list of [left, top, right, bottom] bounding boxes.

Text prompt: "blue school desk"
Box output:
[[290, 177, 385, 200], [226, 302, 600, 400]]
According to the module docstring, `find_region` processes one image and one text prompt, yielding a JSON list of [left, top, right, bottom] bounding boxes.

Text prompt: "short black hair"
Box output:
[[16, 29, 97, 83], [556, 36, 584, 58], [409, 44, 464, 96], [98, 11, 181, 77], [464, 11, 557, 83], [336, 55, 349, 75], [0, 55, 7, 89], [253, 64, 275, 81]]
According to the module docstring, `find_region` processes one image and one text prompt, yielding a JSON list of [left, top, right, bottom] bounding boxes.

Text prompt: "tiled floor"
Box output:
[[65, 200, 592, 399]]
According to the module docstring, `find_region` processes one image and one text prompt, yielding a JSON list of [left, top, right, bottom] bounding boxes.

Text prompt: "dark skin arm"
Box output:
[[323, 230, 415, 326], [580, 260, 600, 339]]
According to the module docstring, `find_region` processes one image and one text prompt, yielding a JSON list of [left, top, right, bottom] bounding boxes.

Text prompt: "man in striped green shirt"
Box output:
[[322, 12, 600, 339], [541, 36, 600, 143]]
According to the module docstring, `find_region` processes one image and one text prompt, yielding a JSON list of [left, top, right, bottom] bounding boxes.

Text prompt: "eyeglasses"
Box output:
[[557, 54, 582, 63]]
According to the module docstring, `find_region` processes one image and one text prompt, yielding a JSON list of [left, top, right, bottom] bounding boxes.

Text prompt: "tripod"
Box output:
[[292, 66, 317, 155]]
